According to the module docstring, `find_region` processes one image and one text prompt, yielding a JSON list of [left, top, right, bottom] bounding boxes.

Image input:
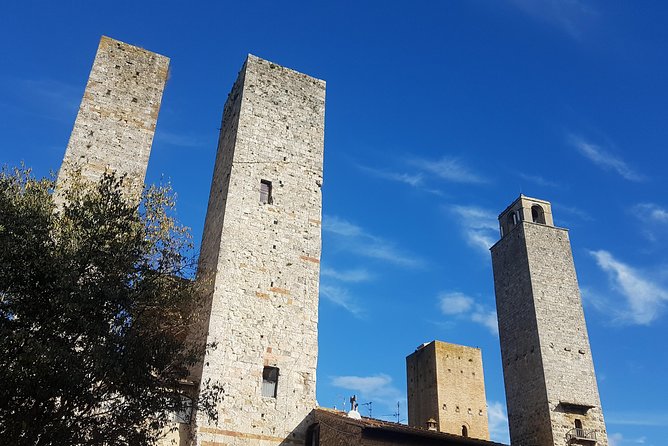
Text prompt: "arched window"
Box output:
[[531, 205, 546, 224], [575, 419, 583, 430], [462, 425, 469, 437]]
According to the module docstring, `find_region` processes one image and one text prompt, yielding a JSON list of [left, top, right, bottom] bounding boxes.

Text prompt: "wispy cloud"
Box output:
[[356, 164, 425, 188], [438, 292, 498, 335], [155, 130, 206, 148], [508, 0, 598, 39], [319, 284, 363, 317], [606, 411, 668, 427], [0, 77, 81, 122], [518, 172, 561, 188], [634, 203, 668, 224], [631, 203, 668, 243], [323, 215, 365, 238], [321, 267, 373, 283], [330, 373, 405, 412], [609, 432, 647, 446], [488, 400, 510, 444], [554, 203, 593, 222], [323, 215, 422, 267], [410, 157, 486, 184], [449, 205, 499, 253], [569, 135, 645, 181], [589, 250, 668, 325]]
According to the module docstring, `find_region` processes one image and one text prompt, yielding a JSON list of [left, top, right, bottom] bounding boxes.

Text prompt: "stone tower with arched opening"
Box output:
[[490, 195, 608, 446]]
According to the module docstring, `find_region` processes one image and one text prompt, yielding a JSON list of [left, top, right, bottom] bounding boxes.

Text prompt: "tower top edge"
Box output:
[[99, 35, 170, 62], [245, 53, 326, 85], [497, 194, 551, 219]]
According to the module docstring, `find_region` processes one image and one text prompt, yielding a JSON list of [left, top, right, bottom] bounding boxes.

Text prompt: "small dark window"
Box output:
[[260, 180, 272, 204], [462, 425, 468, 437], [262, 366, 279, 398], [575, 419, 583, 430], [305, 424, 320, 446], [531, 205, 546, 224]]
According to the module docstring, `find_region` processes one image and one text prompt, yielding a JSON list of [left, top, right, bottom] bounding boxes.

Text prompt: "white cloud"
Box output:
[[634, 203, 668, 224], [450, 205, 499, 254], [471, 307, 499, 335], [410, 157, 486, 184], [323, 215, 422, 267], [439, 292, 474, 315], [330, 374, 405, 410], [487, 400, 510, 444], [438, 292, 498, 335], [569, 135, 645, 182], [319, 284, 363, 317], [590, 250, 668, 325], [321, 267, 373, 283]]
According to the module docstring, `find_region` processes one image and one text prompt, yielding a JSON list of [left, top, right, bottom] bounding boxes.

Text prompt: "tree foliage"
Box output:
[[0, 167, 218, 445]]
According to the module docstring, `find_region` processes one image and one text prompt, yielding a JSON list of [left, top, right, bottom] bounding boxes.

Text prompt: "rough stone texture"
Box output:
[[56, 35, 169, 198], [192, 55, 325, 446], [491, 196, 608, 446], [406, 341, 489, 440]]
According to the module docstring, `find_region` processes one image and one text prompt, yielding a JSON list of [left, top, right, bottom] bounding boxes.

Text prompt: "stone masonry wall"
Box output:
[[433, 342, 489, 440], [406, 342, 440, 432], [194, 55, 325, 446], [57, 36, 169, 198], [491, 225, 554, 446], [407, 342, 489, 440], [523, 223, 608, 446], [492, 218, 608, 446]]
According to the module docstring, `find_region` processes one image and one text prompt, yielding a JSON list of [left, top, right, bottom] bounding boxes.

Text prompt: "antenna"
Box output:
[[360, 401, 373, 418]]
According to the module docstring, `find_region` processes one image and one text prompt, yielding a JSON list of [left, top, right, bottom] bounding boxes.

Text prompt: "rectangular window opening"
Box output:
[[260, 180, 272, 204], [262, 366, 279, 398]]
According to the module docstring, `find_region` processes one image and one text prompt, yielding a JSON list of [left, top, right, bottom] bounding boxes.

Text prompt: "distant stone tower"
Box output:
[[491, 195, 608, 446], [192, 55, 325, 445], [57, 36, 169, 197], [406, 341, 490, 440]]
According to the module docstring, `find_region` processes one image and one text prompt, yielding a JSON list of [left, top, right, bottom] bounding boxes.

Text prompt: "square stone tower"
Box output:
[[57, 36, 169, 197], [490, 195, 608, 446], [192, 55, 325, 445], [406, 341, 490, 440]]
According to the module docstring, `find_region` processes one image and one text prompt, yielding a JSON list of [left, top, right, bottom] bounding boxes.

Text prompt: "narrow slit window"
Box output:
[[260, 180, 272, 204], [262, 366, 279, 398]]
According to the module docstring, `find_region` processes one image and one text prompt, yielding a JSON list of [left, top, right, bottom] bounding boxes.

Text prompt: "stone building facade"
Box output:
[[490, 195, 608, 446], [56, 35, 169, 198], [191, 55, 326, 446], [406, 341, 490, 440], [53, 36, 614, 446]]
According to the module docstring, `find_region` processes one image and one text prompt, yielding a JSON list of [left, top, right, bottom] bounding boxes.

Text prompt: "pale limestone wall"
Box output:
[[491, 197, 608, 446], [193, 55, 325, 446], [56, 36, 169, 197], [406, 341, 489, 440]]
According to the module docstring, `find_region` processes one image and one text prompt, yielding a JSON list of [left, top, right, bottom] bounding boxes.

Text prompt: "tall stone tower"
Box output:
[[406, 341, 490, 440], [193, 55, 325, 445], [57, 36, 169, 197], [491, 195, 608, 446]]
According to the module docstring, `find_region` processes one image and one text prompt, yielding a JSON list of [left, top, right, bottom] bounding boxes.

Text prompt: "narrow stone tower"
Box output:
[[406, 341, 490, 440], [491, 195, 608, 446], [57, 36, 169, 197], [192, 55, 325, 445]]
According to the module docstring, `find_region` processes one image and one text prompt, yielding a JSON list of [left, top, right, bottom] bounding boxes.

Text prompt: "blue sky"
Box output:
[[2, 1, 668, 445]]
